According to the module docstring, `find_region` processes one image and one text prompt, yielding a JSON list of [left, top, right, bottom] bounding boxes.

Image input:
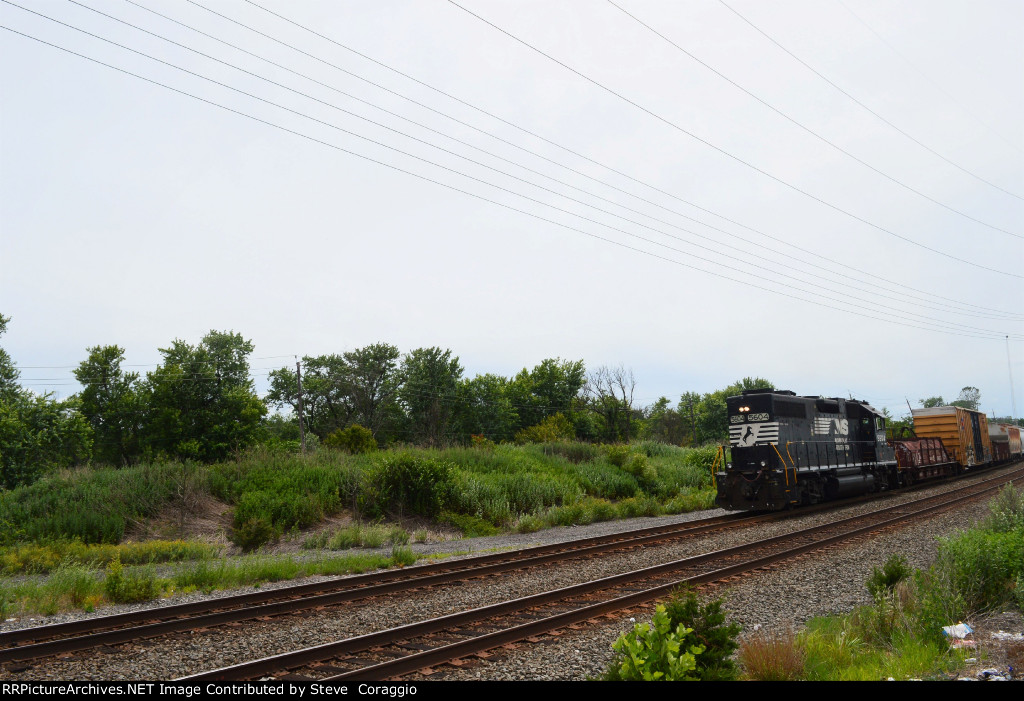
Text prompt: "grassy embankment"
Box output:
[[737, 483, 1024, 681], [0, 441, 717, 616]]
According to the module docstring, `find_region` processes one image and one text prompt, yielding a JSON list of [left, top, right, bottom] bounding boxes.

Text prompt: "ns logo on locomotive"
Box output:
[[715, 388, 1022, 512]]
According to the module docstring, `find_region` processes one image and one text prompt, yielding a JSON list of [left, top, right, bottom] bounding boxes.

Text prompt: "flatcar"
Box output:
[[713, 388, 992, 511]]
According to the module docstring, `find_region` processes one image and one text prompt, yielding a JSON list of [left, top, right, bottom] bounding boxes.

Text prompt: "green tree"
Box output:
[[0, 314, 92, 488], [508, 358, 585, 430], [266, 354, 352, 439], [342, 343, 403, 439], [684, 377, 774, 444], [455, 373, 519, 442], [74, 345, 144, 465], [919, 396, 945, 408], [584, 364, 640, 442], [145, 330, 266, 461], [950, 386, 981, 411], [644, 396, 689, 444], [266, 344, 403, 441], [400, 347, 463, 446]]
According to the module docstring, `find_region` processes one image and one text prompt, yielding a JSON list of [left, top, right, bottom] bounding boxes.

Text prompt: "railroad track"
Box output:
[[183, 463, 1024, 682], [2, 461, 1018, 672], [0, 508, 782, 665]]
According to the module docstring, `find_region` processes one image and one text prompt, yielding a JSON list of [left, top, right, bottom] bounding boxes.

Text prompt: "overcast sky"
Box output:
[[2, 0, 1023, 420]]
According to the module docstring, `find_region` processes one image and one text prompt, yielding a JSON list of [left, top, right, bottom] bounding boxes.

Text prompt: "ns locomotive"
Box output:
[[714, 388, 1006, 511]]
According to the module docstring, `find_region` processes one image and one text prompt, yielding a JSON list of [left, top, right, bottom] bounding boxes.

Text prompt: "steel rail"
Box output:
[[0, 511, 767, 662], [184, 464, 1023, 681], [4, 460, 1018, 666]]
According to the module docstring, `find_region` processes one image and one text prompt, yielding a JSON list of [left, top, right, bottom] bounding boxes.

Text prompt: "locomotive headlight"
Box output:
[[760, 460, 766, 467]]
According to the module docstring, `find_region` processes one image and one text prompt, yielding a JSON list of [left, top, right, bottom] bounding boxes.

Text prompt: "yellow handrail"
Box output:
[[711, 445, 724, 490], [771, 443, 795, 484]]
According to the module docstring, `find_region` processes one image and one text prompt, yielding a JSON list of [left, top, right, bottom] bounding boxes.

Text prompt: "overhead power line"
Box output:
[[715, 0, 1024, 201], [4, 23, 1021, 344], [46, 0, 1024, 328], [8, 3, 1023, 339], [835, 0, 1024, 159], [607, 0, 1024, 227], [212, 0, 1024, 316], [446, 0, 1024, 278]]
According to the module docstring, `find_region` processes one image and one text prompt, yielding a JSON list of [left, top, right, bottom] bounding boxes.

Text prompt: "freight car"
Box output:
[[989, 422, 1023, 463], [714, 388, 993, 511]]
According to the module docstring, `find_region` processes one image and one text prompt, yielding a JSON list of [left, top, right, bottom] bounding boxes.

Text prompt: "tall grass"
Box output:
[[0, 462, 195, 545], [0, 441, 724, 552]]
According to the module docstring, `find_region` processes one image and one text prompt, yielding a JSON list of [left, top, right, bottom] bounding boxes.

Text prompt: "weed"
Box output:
[[867, 554, 913, 600], [738, 628, 803, 681], [390, 545, 416, 567], [103, 557, 159, 604]]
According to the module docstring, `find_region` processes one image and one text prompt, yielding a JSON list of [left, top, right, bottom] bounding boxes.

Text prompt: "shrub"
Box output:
[[514, 414, 575, 444], [623, 453, 658, 488], [440, 511, 499, 537], [540, 442, 599, 464], [390, 545, 416, 567], [663, 587, 742, 680], [515, 514, 544, 533], [358, 453, 456, 520], [323, 424, 378, 454], [984, 483, 1024, 533], [230, 517, 277, 552], [616, 495, 662, 519], [866, 554, 913, 601], [603, 605, 704, 681], [607, 445, 630, 467]]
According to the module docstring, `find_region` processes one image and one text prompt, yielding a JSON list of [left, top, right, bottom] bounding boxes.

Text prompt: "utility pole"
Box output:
[[1008, 336, 1018, 421], [296, 359, 307, 454]]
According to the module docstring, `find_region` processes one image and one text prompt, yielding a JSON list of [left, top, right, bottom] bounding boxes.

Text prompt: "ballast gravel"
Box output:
[[0, 464, 1018, 681]]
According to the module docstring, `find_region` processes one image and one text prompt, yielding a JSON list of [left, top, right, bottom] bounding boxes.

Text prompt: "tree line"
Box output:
[[0, 313, 771, 488]]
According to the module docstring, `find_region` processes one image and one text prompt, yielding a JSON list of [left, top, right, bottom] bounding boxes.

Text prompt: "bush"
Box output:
[[515, 514, 544, 533], [230, 517, 277, 552], [603, 605, 704, 681], [540, 442, 599, 464], [663, 587, 742, 680], [440, 511, 499, 537], [358, 453, 456, 520], [623, 453, 658, 488], [514, 414, 575, 444], [390, 544, 416, 567], [607, 445, 630, 467], [984, 483, 1024, 533], [324, 424, 378, 454], [866, 554, 913, 601]]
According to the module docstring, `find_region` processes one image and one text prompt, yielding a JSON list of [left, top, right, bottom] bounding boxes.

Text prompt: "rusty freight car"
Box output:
[[911, 406, 992, 469]]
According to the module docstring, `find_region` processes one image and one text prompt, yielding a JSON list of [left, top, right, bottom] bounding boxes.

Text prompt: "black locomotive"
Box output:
[[715, 389, 901, 511]]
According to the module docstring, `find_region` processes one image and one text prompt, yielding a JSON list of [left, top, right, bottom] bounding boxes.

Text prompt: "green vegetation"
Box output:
[[602, 588, 740, 681], [0, 441, 718, 551], [0, 540, 217, 575], [0, 549, 423, 618], [302, 523, 410, 550], [737, 484, 1024, 681]]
